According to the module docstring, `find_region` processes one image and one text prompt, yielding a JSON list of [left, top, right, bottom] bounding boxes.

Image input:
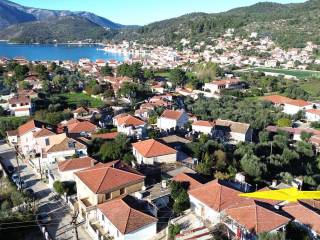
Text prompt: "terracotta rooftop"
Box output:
[[192, 120, 215, 128], [189, 180, 243, 212], [92, 132, 119, 140], [75, 165, 145, 194], [306, 108, 320, 116], [67, 121, 97, 134], [97, 196, 157, 234], [132, 139, 177, 158], [8, 95, 31, 104], [226, 200, 291, 234], [262, 95, 312, 107], [262, 95, 292, 104], [283, 201, 320, 234], [46, 137, 86, 153], [116, 115, 145, 127], [58, 157, 97, 172], [172, 173, 203, 191], [160, 109, 184, 120], [33, 128, 55, 138], [17, 120, 46, 136]]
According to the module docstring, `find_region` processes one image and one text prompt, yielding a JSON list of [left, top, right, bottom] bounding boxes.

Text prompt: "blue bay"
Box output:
[[0, 42, 124, 62]]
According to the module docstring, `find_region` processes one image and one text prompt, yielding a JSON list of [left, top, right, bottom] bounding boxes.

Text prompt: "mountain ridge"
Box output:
[[0, 0, 128, 29]]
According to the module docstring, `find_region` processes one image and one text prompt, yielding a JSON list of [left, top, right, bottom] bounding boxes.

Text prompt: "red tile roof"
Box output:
[[262, 95, 312, 107], [116, 115, 145, 127], [58, 157, 97, 172], [17, 120, 45, 136], [33, 128, 55, 138], [306, 108, 320, 116], [132, 139, 177, 158], [226, 201, 290, 234], [98, 196, 157, 234], [192, 120, 214, 128], [92, 132, 119, 140], [160, 109, 184, 120], [283, 202, 320, 234], [67, 121, 97, 134], [75, 165, 145, 194], [189, 180, 243, 212], [8, 95, 31, 104], [262, 95, 292, 104], [172, 173, 203, 191]]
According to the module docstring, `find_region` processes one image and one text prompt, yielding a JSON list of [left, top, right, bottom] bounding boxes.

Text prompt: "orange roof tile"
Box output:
[[262, 95, 291, 104], [75, 165, 145, 194], [116, 115, 145, 127], [132, 139, 177, 158], [58, 157, 97, 172], [306, 108, 320, 115], [226, 201, 290, 234], [33, 128, 55, 138], [67, 121, 97, 134], [192, 120, 214, 128], [189, 180, 243, 212], [172, 173, 203, 191], [161, 109, 184, 120], [98, 196, 157, 234], [92, 132, 119, 140], [17, 120, 45, 136], [283, 202, 320, 234]]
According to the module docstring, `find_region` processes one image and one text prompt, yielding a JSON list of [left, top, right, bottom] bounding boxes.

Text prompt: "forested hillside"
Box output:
[[111, 0, 320, 48]]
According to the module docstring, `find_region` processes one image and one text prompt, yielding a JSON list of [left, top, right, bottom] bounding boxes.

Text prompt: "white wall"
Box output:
[[97, 208, 157, 240], [283, 104, 313, 115], [189, 195, 221, 225], [133, 147, 176, 165], [192, 125, 213, 135], [306, 112, 320, 122]]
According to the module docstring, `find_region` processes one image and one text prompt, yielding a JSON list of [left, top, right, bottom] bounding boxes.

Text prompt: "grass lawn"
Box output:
[[55, 92, 104, 108], [155, 71, 170, 78], [252, 67, 320, 79]]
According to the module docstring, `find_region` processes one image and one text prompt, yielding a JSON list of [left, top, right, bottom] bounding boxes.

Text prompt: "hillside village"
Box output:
[[1, 31, 320, 240]]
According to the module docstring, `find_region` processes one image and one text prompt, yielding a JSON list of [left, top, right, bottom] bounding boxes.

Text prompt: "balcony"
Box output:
[[87, 221, 112, 240], [79, 197, 97, 213]]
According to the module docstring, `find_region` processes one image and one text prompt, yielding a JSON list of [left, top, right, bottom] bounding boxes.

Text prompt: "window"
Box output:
[[45, 138, 50, 146], [120, 188, 125, 195], [105, 192, 111, 200]]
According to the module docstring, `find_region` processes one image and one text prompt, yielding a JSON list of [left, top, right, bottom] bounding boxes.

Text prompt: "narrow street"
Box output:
[[0, 141, 92, 240]]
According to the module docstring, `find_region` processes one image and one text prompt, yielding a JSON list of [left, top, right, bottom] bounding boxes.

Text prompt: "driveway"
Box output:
[[0, 142, 92, 240]]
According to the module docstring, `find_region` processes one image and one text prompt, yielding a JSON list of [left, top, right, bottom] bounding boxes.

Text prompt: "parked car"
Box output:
[[37, 213, 51, 224]]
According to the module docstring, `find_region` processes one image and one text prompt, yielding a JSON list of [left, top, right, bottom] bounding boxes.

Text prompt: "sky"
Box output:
[[11, 0, 306, 25]]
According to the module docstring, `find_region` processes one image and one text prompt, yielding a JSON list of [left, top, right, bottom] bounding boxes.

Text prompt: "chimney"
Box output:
[[271, 180, 277, 188]]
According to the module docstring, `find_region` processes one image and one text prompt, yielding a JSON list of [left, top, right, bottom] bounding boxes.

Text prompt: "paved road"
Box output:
[[0, 142, 92, 240]]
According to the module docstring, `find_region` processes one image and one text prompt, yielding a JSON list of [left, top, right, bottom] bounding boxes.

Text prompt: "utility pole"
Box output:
[[71, 211, 79, 240], [14, 145, 22, 190]]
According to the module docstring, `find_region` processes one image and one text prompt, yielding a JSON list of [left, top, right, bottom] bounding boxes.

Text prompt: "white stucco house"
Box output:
[[132, 139, 177, 165], [192, 120, 214, 135], [113, 114, 146, 139], [213, 119, 252, 143], [306, 109, 320, 122], [157, 109, 189, 131], [188, 180, 243, 224], [89, 196, 157, 240]]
